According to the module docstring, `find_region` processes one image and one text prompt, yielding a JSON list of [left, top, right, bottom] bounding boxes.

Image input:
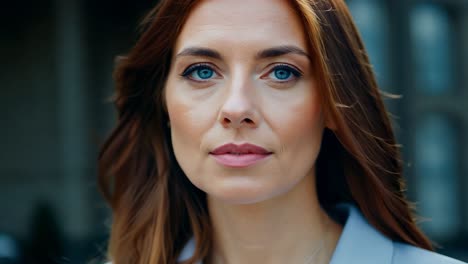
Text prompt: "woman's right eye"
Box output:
[[180, 63, 219, 82]]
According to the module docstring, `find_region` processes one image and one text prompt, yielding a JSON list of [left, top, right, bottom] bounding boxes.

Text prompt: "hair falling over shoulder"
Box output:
[[98, 0, 433, 263]]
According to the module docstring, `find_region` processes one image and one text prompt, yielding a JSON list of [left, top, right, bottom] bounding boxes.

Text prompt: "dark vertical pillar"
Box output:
[[55, 0, 89, 241], [387, 0, 415, 197]]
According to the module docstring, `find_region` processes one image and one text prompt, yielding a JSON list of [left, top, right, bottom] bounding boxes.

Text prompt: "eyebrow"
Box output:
[[175, 45, 309, 61], [176, 47, 222, 60], [255, 45, 310, 60]]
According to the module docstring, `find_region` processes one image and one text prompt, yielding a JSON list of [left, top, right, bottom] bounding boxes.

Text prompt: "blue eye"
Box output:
[[268, 65, 302, 82], [196, 68, 214, 79], [182, 64, 217, 81], [274, 69, 291, 80]]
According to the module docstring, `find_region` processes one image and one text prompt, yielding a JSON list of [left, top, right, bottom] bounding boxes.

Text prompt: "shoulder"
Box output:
[[392, 242, 466, 264], [328, 204, 466, 264]]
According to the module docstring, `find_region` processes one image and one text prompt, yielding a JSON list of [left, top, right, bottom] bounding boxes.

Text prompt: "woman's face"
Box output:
[[165, 0, 325, 204]]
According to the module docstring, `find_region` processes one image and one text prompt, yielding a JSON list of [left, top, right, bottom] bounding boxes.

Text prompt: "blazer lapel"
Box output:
[[178, 204, 394, 264], [329, 204, 394, 264]]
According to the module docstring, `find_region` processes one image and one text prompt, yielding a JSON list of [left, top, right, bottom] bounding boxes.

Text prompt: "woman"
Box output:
[[99, 0, 465, 263]]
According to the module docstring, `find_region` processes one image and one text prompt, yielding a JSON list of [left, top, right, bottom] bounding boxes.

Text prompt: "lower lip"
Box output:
[[210, 153, 272, 168]]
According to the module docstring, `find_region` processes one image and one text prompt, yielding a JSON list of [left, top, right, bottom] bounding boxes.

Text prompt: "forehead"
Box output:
[[174, 0, 308, 53]]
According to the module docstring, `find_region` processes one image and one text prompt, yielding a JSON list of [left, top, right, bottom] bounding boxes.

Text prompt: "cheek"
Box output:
[[268, 87, 323, 145], [164, 78, 217, 184], [290, 100, 323, 142], [164, 80, 202, 172], [267, 87, 324, 175], [165, 78, 206, 144], [282, 102, 321, 134], [165, 78, 219, 133]]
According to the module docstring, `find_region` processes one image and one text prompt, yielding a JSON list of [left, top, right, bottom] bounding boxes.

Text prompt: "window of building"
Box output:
[[348, 0, 390, 88], [414, 114, 460, 239], [410, 3, 455, 95]]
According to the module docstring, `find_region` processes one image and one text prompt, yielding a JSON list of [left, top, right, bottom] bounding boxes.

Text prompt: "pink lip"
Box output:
[[209, 143, 272, 168]]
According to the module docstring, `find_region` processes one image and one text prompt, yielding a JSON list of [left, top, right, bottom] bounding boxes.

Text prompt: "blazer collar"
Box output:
[[178, 236, 199, 263], [329, 204, 393, 264], [178, 204, 394, 264]]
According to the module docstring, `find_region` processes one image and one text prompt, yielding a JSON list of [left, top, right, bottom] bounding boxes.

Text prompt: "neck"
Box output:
[[206, 172, 342, 264]]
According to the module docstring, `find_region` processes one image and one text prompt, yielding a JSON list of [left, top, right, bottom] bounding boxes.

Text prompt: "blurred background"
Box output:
[[0, 0, 466, 263]]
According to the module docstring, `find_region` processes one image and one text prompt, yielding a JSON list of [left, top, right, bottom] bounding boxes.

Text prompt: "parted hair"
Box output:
[[98, 0, 433, 263]]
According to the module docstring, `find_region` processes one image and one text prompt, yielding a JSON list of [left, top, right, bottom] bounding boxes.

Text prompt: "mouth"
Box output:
[[209, 143, 273, 168]]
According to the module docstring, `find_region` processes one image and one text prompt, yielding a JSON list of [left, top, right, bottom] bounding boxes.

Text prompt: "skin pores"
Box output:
[[164, 0, 326, 205]]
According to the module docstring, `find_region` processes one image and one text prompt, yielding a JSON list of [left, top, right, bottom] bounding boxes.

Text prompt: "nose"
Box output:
[[218, 80, 259, 129]]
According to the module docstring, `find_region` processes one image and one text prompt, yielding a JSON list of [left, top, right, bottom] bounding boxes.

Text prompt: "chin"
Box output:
[[204, 179, 285, 205]]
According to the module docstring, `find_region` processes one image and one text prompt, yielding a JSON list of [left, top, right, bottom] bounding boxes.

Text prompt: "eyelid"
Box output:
[[272, 63, 303, 74], [261, 63, 304, 80]]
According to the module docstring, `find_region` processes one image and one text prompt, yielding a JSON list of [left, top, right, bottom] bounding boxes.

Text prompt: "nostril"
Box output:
[[219, 116, 256, 127], [244, 118, 253, 124]]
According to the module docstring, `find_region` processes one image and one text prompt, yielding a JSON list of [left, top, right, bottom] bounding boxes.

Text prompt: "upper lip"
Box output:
[[210, 143, 272, 155]]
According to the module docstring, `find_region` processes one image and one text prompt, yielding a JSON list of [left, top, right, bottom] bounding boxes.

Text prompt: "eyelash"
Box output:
[[179, 63, 303, 83], [180, 63, 217, 82], [265, 63, 303, 82]]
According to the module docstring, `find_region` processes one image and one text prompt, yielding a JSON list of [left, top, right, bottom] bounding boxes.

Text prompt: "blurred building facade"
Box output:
[[347, 0, 468, 258], [0, 0, 466, 262]]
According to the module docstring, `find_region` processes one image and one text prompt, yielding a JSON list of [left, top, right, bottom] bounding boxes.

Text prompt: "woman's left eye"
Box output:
[[266, 65, 302, 82]]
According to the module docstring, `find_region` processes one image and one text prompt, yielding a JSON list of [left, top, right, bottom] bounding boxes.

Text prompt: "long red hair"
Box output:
[[98, 0, 433, 263]]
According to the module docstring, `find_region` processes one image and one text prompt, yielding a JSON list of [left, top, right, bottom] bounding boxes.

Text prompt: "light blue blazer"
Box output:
[[177, 204, 466, 264]]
